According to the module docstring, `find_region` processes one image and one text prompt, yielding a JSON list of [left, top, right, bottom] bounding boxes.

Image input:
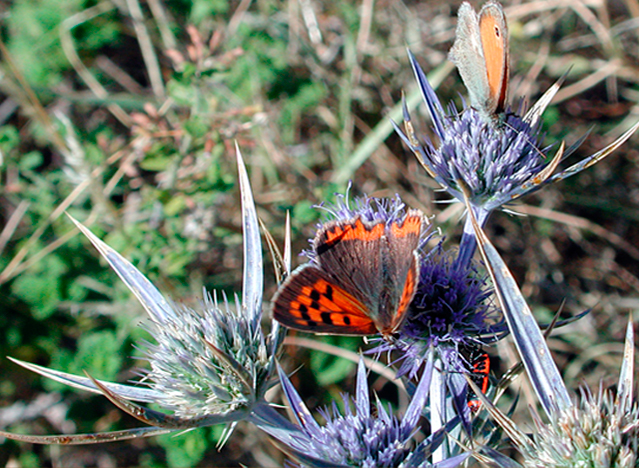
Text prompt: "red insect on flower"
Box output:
[[467, 350, 490, 412]]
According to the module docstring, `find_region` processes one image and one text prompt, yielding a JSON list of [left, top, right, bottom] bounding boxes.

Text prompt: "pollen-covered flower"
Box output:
[[515, 321, 639, 468], [480, 320, 639, 466], [139, 288, 271, 418], [262, 357, 470, 467]]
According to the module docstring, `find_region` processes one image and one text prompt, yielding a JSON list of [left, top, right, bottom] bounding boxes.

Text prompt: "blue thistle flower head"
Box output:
[[396, 49, 639, 220], [373, 244, 503, 379], [267, 358, 469, 467], [432, 105, 548, 211], [395, 51, 556, 214], [406, 245, 500, 344]]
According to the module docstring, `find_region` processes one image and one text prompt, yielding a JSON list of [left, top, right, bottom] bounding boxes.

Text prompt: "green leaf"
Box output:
[[73, 330, 123, 380], [158, 427, 209, 468], [0, 125, 20, 154], [11, 253, 67, 319]]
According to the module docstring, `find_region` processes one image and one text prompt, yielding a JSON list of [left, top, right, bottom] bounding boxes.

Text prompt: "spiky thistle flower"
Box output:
[[381, 244, 503, 381], [476, 320, 639, 467], [523, 387, 639, 468], [261, 357, 471, 468], [316, 192, 419, 229], [395, 11, 638, 269], [397, 49, 639, 219], [0, 148, 286, 445]]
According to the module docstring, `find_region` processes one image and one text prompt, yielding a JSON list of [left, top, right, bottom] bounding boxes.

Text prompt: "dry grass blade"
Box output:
[[553, 59, 622, 104], [0, 39, 68, 152], [124, 0, 165, 99], [0, 180, 97, 285], [259, 217, 287, 285], [0, 427, 174, 445], [333, 61, 454, 184], [60, 2, 131, 126], [0, 200, 29, 256], [516, 204, 639, 262]]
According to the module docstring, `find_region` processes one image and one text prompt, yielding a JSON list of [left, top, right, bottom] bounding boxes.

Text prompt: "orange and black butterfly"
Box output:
[[271, 211, 424, 339]]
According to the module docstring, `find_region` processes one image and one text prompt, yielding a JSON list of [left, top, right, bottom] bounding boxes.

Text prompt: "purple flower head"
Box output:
[[407, 245, 500, 343], [395, 51, 554, 214], [268, 358, 468, 467], [430, 105, 548, 212], [319, 191, 410, 224], [374, 244, 503, 380], [396, 49, 639, 220]]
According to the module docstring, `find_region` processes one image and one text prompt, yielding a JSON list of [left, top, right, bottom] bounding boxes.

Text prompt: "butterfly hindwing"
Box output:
[[479, 2, 509, 113]]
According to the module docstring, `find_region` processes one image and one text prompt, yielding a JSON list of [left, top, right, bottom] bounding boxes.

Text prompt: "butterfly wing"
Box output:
[[449, 2, 492, 113], [381, 211, 423, 332], [479, 1, 509, 113], [313, 218, 385, 323], [272, 264, 378, 335], [314, 214, 423, 335]]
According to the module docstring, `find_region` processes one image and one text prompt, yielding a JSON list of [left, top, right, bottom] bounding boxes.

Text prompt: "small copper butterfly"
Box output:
[[271, 211, 424, 338], [449, 1, 509, 124]]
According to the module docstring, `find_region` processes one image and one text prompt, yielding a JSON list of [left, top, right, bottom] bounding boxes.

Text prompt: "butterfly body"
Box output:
[[449, 1, 509, 124], [272, 212, 424, 338]]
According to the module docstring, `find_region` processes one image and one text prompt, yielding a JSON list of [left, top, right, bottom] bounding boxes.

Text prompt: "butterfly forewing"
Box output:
[[449, 2, 491, 112], [382, 213, 423, 332], [272, 265, 378, 335], [315, 219, 385, 312], [479, 2, 509, 113]]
